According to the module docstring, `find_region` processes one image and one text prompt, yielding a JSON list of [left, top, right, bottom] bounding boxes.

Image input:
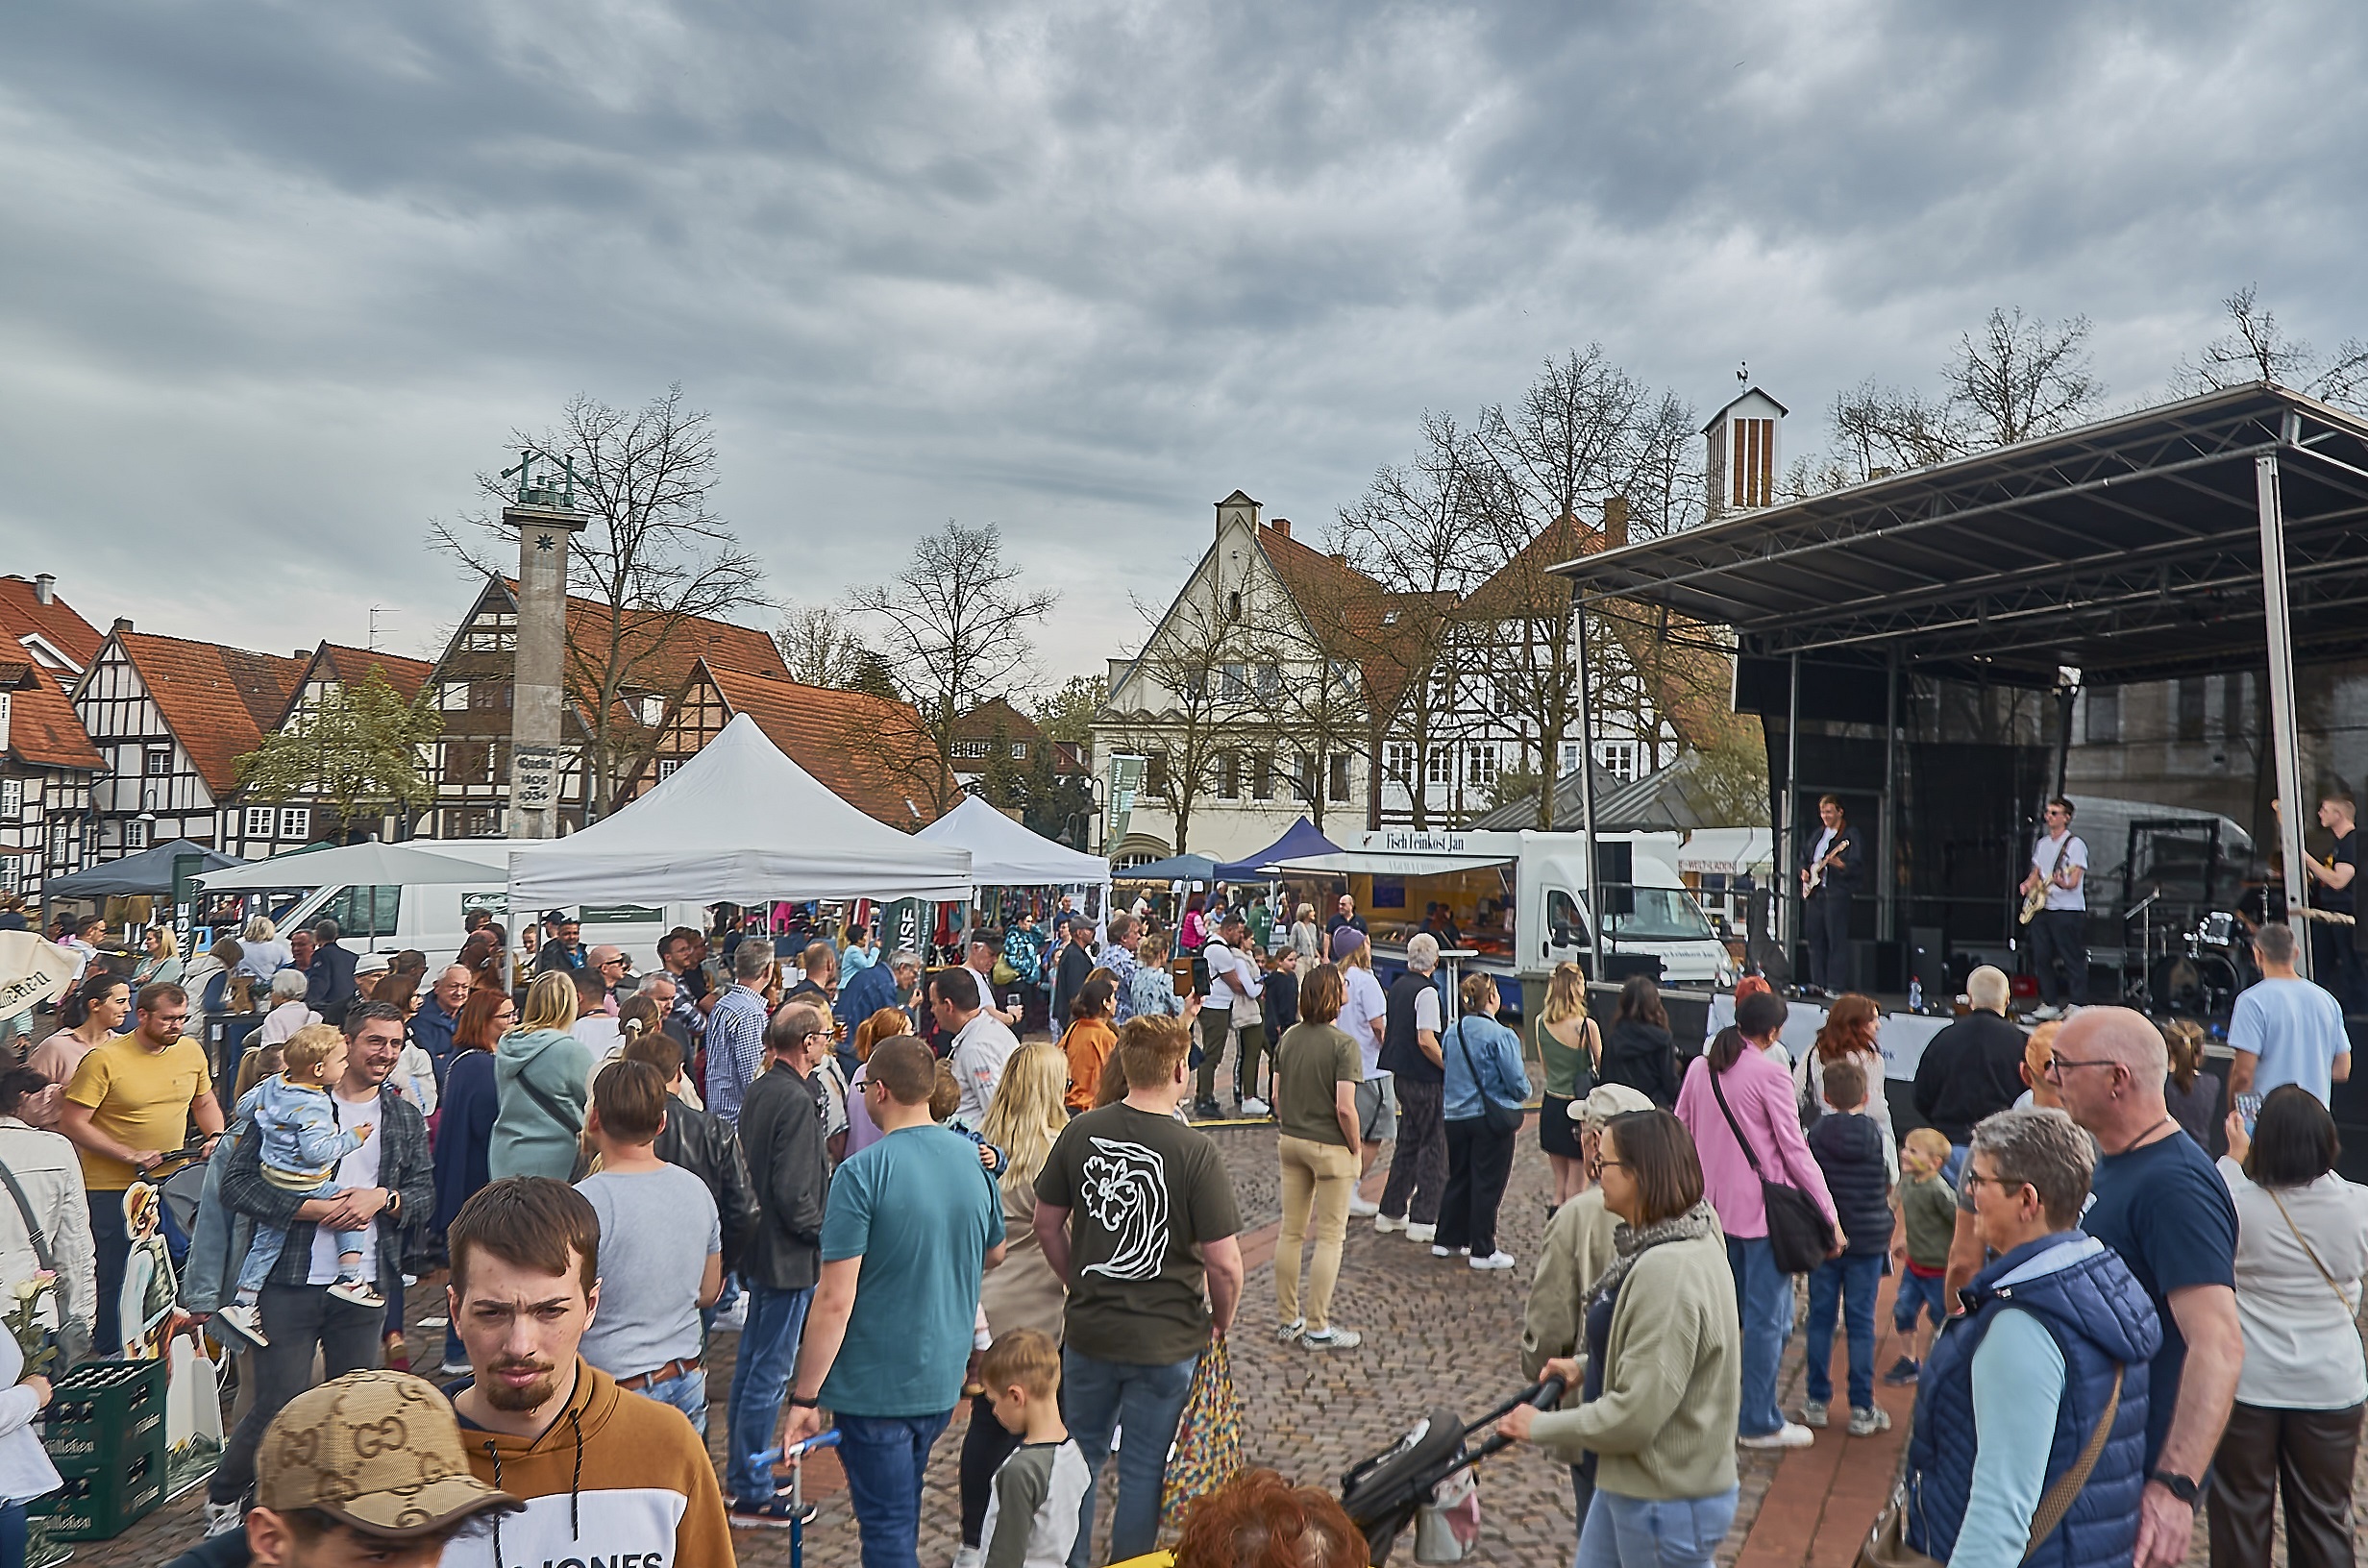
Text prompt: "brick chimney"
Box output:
[[111, 617, 133, 635], [32, 575, 54, 606], [1603, 495, 1629, 551], [1270, 518, 1291, 539]]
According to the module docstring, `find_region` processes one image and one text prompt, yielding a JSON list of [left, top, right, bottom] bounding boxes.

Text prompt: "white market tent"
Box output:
[[916, 796, 1108, 886], [196, 839, 509, 893], [506, 713, 973, 906]]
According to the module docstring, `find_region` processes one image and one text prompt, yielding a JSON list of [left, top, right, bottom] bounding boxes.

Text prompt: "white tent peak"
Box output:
[[507, 713, 973, 905], [917, 794, 1109, 886]]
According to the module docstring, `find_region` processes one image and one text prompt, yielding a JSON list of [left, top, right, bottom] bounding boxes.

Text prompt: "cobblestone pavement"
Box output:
[[62, 1118, 2352, 1568]]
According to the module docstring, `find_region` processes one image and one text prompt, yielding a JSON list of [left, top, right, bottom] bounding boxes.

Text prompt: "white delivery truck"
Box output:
[[1274, 827, 1735, 1016]]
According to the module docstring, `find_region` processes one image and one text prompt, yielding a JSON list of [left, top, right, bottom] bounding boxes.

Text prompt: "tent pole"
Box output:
[[1576, 596, 1604, 984], [1880, 648, 1898, 944], [1783, 652, 1801, 975], [2258, 443, 2312, 978]]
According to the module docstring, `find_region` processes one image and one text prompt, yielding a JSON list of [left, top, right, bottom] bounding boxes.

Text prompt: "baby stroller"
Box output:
[[1340, 1375, 1566, 1565]]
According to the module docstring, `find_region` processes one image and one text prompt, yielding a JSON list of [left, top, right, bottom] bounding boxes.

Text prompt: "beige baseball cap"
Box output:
[[258, 1370, 520, 1539], [1571, 1082, 1655, 1124]]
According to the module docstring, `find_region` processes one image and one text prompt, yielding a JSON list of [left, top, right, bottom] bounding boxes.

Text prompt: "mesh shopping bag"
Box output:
[[1160, 1335, 1246, 1531]]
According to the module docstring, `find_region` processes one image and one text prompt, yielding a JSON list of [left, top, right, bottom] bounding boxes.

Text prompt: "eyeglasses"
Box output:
[[1960, 1171, 2031, 1198], [2040, 1055, 2118, 1082]]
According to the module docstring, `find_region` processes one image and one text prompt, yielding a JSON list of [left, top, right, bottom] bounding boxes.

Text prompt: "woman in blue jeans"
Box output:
[[1495, 1110, 1740, 1567]]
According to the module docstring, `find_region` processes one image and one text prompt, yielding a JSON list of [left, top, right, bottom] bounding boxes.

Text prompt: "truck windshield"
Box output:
[[1605, 888, 1716, 943]]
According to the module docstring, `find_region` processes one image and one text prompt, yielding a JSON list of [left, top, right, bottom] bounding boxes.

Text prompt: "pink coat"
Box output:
[[1675, 1049, 1838, 1240]]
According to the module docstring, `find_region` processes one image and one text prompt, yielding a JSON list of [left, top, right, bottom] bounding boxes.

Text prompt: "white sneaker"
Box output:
[[1431, 1244, 1456, 1258], [1739, 1422, 1817, 1450], [203, 1499, 245, 1538], [1346, 1195, 1380, 1217], [1404, 1223, 1437, 1243], [1241, 1096, 1270, 1117], [1276, 1319, 1304, 1342], [2029, 1003, 2063, 1021], [215, 1302, 269, 1349], [1469, 1251, 1517, 1270], [1373, 1213, 1408, 1234], [953, 1547, 984, 1568], [1300, 1326, 1363, 1350], [326, 1279, 385, 1310]]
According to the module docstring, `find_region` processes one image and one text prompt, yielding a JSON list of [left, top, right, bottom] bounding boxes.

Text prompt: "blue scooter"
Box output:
[[743, 1429, 841, 1568]]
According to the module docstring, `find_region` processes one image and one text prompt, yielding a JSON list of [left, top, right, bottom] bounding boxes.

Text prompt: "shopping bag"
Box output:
[[1415, 1466, 1482, 1563], [1159, 1335, 1245, 1531]]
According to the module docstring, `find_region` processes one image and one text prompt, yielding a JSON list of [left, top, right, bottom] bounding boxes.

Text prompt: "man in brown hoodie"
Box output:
[[441, 1176, 735, 1568]]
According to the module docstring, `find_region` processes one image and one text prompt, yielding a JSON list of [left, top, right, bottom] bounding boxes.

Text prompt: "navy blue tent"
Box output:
[[1214, 818, 1343, 880], [1117, 852, 1218, 882]]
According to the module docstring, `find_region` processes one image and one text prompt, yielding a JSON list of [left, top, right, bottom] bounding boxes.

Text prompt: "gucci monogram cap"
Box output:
[[258, 1370, 521, 1538]]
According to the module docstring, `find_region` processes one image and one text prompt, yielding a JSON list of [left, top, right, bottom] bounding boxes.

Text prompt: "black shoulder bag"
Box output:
[[1451, 1021, 1522, 1137], [1707, 1061, 1835, 1273]]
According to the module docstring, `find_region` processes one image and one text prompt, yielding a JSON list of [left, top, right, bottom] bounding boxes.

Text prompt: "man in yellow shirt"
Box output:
[[59, 980, 223, 1354]]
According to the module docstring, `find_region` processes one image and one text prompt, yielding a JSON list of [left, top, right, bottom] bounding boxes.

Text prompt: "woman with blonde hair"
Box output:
[[1536, 961, 1600, 1205], [961, 1043, 1073, 1557], [1797, 992, 1896, 1179], [842, 1006, 913, 1157], [234, 915, 289, 981], [132, 926, 182, 990], [1274, 963, 1367, 1348], [488, 970, 588, 1180]]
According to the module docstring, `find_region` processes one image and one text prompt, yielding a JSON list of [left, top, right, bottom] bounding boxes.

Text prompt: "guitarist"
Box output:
[[2303, 788, 2365, 1011], [2021, 797, 2088, 1019], [1797, 795, 1861, 995]]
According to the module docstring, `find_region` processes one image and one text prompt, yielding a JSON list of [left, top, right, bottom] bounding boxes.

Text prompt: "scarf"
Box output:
[[1587, 1198, 1718, 1310]]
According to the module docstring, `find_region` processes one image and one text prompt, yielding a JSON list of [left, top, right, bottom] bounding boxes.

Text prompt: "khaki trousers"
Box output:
[[1276, 1134, 1360, 1333]]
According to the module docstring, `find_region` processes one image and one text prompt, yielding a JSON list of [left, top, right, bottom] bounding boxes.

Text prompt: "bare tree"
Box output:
[[775, 601, 869, 689], [1947, 306, 2102, 448], [1102, 591, 1238, 856], [435, 387, 768, 815], [1333, 411, 1486, 826], [846, 520, 1057, 816], [2180, 284, 2368, 412]]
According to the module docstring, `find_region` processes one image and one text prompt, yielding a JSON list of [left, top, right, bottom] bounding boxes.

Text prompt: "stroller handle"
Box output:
[[1459, 1374, 1567, 1466]]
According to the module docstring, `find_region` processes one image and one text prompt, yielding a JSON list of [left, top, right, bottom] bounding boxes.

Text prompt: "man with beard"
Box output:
[[441, 1176, 734, 1568]]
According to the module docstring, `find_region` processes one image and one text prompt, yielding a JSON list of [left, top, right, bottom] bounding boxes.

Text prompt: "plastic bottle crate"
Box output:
[[39, 1360, 166, 1474], [30, 1439, 165, 1540]]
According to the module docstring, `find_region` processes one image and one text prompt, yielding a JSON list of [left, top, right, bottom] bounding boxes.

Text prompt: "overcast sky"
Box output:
[[3, 1, 2362, 687]]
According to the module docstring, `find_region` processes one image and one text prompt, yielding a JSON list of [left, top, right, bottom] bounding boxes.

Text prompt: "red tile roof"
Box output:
[[953, 697, 1043, 744], [311, 644, 434, 701], [492, 580, 787, 692], [111, 632, 308, 796], [0, 576, 102, 670], [699, 661, 952, 828], [0, 663, 102, 772]]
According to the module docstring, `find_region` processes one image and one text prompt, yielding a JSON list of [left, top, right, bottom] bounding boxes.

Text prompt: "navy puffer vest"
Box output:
[[1904, 1234, 2161, 1568]]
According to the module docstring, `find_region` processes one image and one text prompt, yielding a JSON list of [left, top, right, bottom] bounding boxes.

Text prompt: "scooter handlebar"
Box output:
[[747, 1430, 842, 1473]]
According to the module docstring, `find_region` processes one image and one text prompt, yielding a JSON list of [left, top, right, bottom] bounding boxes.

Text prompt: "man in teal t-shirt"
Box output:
[[784, 1038, 1004, 1565]]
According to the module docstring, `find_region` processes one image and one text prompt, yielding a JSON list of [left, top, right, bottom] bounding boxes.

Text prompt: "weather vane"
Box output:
[[1737, 360, 1749, 387], [501, 448, 578, 508]]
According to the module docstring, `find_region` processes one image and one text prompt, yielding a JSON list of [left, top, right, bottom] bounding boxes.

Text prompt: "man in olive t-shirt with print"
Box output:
[[1036, 1016, 1244, 1568]]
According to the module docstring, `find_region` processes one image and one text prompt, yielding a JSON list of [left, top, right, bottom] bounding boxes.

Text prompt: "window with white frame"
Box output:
[[145, 748, 172, 776], [1221, 663, 1246, 699], [952, 740, 991, 760], [51, 823, 70, 858], [1559, 742, 1583, 776], [1385, 742, 1416, 783], [1426, 747, 1453, 787], [634, 695, 666, 725], [1328, 753, 1351, 802], [1010, 742, 1028, 760], [0, 855, 15, 894], [1254, 663, 1280, 699], [0, 780, 19, 821], [1465, 743, 1499, 787], [124, 818, 147, 850], [1596, 740, 1640, 782], [656, 758, 681, 780], [1252, 751, 1274, 801], [278, 806, 311, 840], [440, 682, 471, 711], [1219, 751, 1242, 800], [243, 806, 274, 839]]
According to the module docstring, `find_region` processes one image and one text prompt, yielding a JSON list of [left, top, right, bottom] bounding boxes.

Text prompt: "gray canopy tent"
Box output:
[[42, 839, 242, 900]]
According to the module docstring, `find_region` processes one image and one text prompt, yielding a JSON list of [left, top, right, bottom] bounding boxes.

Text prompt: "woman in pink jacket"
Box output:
[[1675, 989, 1839, 1449]]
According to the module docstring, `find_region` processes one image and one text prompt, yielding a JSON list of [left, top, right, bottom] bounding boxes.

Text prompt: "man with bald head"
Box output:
[[2051, 1006, 2240, 1568]]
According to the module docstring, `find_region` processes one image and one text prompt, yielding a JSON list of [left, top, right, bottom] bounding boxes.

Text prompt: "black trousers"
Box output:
[[2208, 1399, 2362, 1568], [2310, 920, 2367, 1014], [210, 1286, 384, 1505], [1804, 889, 1851, 992], [86, 1192, 128, 1357], [957, 1390, 1023, 1548], [2028, 908, 2088, 1006], [1437, 1117, 1517, 1257], [1379, 1081, 1447, 1227]]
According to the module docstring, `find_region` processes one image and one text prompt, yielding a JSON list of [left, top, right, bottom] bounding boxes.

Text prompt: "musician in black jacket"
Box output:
[[1798, 795, 1862, 994]]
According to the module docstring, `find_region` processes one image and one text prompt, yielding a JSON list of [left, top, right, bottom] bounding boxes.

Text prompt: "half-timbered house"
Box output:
[[218, 643, 437, 858], [0, 576, 105, 897]]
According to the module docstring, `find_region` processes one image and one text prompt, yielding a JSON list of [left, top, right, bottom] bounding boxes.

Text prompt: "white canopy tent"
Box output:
[[506, 713, 973, 906], [917, 796, 1108, 885], [196, 840, 509, 893]]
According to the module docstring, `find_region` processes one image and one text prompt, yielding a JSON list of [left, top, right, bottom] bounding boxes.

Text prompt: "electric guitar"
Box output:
[[1803, 838, 1850, 897], [2019, 837, 2070, 926]]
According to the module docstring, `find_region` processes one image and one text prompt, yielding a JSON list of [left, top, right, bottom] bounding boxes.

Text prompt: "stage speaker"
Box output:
[[1911, 926, 1946, 1001]]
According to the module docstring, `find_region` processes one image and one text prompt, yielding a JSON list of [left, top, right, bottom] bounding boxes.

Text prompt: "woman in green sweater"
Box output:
[[1496, 1108, 1739, 1568]]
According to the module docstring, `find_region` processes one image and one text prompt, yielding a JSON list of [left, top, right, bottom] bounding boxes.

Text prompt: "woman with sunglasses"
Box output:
[[430, 988, 514, 1375]]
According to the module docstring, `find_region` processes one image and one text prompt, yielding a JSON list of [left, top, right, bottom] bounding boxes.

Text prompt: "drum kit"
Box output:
[[2140, 907, 2258, 1018]]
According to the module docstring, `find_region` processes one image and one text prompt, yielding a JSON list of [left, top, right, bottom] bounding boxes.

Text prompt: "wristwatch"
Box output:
[[2148, 1469, 2200, 1506]]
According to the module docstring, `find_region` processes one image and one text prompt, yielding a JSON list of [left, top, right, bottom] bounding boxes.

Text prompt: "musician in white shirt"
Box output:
[[2022, 797, 2089, 1019]]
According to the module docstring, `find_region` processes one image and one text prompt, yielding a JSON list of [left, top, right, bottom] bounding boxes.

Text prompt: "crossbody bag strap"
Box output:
[[1450, 1020, 1492, 1100], [0, 1155, 57, 1275], [1705, 1062, 1770, 1180], [2266, 1185, 2354, 1306], [2019, 1363, 2121, 1560]]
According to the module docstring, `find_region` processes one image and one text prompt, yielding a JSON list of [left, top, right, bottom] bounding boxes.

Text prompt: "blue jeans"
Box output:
[[1574, 1485, 1739, 1568], [236, 1175, 363, 1296], [1063, 1347, 1199, 1568], [724, 1284, 813, 1503], [1726, 1236, 1792, 1438], [631, 1367, 708, 1438], [1805, 1253, 1882, 1410], [1893, 1269, 1948, 1335], [837, 1409, 953, 1568], [0, 1497, 24, 1568]]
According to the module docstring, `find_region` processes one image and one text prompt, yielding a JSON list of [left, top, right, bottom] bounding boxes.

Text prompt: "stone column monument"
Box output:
[[502, 453, 588, 840]]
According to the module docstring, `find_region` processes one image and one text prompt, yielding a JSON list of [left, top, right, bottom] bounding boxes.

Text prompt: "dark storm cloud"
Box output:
[[1, 1, 2362, 668]]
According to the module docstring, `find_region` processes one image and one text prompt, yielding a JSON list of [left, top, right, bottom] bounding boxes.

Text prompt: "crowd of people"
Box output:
[[0, 897, 2363, 1568]]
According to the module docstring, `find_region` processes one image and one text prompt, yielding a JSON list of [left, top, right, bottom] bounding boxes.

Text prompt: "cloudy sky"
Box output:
[[3, 0, 2362, 685]]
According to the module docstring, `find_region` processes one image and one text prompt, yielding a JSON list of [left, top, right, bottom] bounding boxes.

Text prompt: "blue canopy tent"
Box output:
[[1116, 852, 1218, 883], [1213, 818, 1343, 881]]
